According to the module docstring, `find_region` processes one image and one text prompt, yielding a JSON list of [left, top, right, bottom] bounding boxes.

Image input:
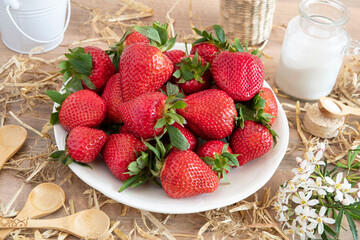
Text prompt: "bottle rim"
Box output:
[[299, 0, 349, 27]]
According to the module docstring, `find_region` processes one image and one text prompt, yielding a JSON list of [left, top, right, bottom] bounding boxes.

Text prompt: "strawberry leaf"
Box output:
[[213, 24, 226, 43], [133, 26, 161, 43], [154, 118, 167, 129], [166, 82, 180, 96], [171, 101, 187, 109], [80, 75, 96, 90], [45, 90, 67, 105], [167, 125, 190, 150], [119, 174, 149, 192], [49, 112, 60, 125], [49, 150, 65, 158], [66, 49, 92, 76]]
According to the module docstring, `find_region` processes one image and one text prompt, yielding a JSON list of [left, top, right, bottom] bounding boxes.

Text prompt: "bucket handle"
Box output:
[[5, 0, 71, 44]]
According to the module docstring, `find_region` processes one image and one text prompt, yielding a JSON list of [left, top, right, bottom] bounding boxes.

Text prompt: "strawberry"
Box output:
[[119, 43, 173, 102], [117, 91, 167, 139], [177, 89, 237, 140], [259, 87, 278, 124], [49, 126, 107, 166], [66, 126, 107, 163], [59, 46, 116, 92], [163, 49, 186, 65], [101, 133, 147, 181], [123, 31, 149, 47], [211, 39, 264, 101], [106, 30, 149, 71], [160, 150, 219, 198], [197, 140, 239, 181], [46, 89, 106, 132], [230, 120, 273, 166], [119, 124, 131, 134], [172, 123, 197, 151], [101, 73, 123, 123], [117, 91, 189, 151], [191, 25, 229, 63], [171, 53, 211, 95]]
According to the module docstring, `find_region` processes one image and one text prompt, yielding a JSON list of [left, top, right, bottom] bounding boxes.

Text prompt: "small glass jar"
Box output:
[[275, 0, 360, 101]]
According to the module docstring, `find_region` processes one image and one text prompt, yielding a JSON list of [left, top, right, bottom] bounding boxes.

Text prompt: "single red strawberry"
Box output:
[[51, 89, 106, 132], [48, 126, 107, 167], [106, 30, 149, 71], [124, 31, 149, 47], [120, 124, 131, 134], [101, 73, 123, 123], [59, 46, 116, 92], [211, 40, 264, 102], [196, 140, 239, 181], [171, 53, 211, 95], [191, 25, 229, 63], [230, 120, 273, 166], [177, 89, 237, 140], [67, 126, 107, 163], [101, 133, 147, 181], [119, 43, 173, 102], [117, 91, 167, 139], [160, 150, 219, 198], [259, 87, 278, 124], [172, 123, 197, 151], [163, 49, 186, 65], [117, 91, 189, 149]]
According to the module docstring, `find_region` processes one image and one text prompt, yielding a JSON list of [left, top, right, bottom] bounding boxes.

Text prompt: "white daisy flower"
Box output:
[[325, 172, 344, 201], [308, 206, 335, 234], [292, 191, 319, 214]]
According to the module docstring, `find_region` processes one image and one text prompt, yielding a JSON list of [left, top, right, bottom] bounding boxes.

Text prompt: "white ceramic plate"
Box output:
[[54, 43, 289, 214]]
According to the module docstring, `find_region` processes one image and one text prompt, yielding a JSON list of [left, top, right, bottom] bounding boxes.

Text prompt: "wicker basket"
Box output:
[[219, 0, 276, 46]]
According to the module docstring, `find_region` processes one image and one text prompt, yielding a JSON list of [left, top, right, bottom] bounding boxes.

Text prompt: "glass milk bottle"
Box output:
[[275, 0, 360, 101]]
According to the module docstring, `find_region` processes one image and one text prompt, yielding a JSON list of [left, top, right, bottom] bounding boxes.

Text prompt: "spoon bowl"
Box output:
[[0, 125, 27, 170], [0, 183, 65, 239], [318, 97, 360, 119], [0, 209, 110, 239]]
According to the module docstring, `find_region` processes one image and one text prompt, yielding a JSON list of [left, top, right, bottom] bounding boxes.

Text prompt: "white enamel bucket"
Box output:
[[0, 0, 71, 54]]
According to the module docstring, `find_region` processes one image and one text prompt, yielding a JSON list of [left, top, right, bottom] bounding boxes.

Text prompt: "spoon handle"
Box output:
[[0, 217, 71, 237], [0, 145, 18, 171], [346, 105, 360, 117]]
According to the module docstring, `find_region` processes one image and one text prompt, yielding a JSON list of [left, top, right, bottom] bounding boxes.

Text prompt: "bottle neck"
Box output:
[[299, 15, 343, 39], [298, 0, 349, 38]]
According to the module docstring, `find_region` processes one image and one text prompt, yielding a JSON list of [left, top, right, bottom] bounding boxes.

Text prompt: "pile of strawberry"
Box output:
[[47, 22, 279, 199]]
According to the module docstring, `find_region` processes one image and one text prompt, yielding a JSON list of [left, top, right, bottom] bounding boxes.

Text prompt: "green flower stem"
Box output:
[[315, 165, 325, 179]]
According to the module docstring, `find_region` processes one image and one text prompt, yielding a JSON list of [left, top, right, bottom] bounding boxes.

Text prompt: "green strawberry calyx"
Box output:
[[173, 51, 210, 84], [133, 21, 177, 52], [229, 38, 262, 58], [59, 47, 96, 91], [193, 24, 229, 50], [118, 150, 151, 192], [154, 83, 190, 151], [235, 92, 278, 144], [106, 29, 134, 71], [45, 89, 72, 125], [202, 144, 239, 183], [48, 149, 91, 169], [119, 135, 172, 192]]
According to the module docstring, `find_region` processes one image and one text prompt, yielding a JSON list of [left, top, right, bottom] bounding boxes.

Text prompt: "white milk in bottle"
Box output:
[[275, 0, 351, 101]]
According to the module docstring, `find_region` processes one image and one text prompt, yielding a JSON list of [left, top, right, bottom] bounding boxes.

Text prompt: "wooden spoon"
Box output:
[[0, 209, 110, 239], [0, 125, 27, 170], [0, 182, 65, 239], [318, 97, 360, 119]]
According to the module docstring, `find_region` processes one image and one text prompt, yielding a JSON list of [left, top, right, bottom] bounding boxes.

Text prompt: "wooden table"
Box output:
[[0, 0, 359, 239]]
